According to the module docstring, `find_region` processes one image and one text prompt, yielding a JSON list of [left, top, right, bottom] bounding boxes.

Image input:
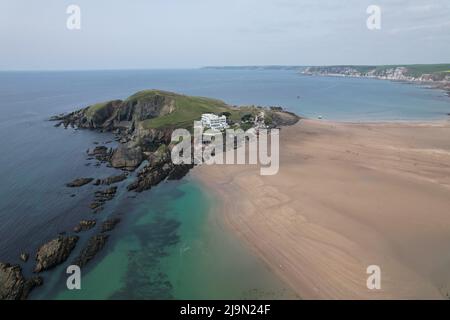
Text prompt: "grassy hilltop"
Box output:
[[82, 90, 235, 130], [129, 91, 233, 129], [69, 90, 297, 132]]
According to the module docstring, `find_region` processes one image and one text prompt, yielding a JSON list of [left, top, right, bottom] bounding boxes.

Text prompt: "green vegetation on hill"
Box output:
[[77, 90, 297, 133], [137, 90, 236, 130], [85, 101, 110, 119]]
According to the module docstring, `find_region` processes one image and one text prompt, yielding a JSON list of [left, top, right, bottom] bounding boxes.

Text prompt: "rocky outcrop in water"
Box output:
[[101, 218, 121, 233], [73, 220, 97, 233], [90, 186, 117, 213], [73, 234, 109, 268], [34, 236, 79, 273], [87, 146, 113, 163], [0, 263, 42, 300], [66, 177, 94, 188], [19, 253, 29, 262], [93, 173, 128, 186], [110, 145, 144, 170]]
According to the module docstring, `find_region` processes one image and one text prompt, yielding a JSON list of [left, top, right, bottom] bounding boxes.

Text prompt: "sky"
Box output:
[[0, 0, 449, 70]]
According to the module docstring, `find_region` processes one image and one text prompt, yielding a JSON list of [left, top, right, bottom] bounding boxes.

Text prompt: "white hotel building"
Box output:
[[200, 113, 229, 130]]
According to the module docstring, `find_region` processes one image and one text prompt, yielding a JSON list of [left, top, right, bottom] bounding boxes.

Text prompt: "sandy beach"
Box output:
[[193, 119, 450, 299]]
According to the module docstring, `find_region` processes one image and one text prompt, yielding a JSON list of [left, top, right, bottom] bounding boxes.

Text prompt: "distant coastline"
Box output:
[[204, 64, 450, 97]]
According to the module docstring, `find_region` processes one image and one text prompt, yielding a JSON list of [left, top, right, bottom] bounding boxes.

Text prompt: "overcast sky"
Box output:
[[1, 0, 449, 70]]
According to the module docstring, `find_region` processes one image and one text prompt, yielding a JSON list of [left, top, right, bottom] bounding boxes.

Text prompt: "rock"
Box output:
[[66, 178, 94, 188], [127, 163, 172, 192], [95, 186, 117, 200], [93, 207, 104, 214], [19, 253, 29, 262], [73, 234, 109, 268], [50, 100, 122, 130], [73, 220, 97, 233], [93, 173, 127, 186], [88, 146, 113, 162], [0, 263, 43, 300], [34, 236, 79, 273], [270, 110, 300, 127], [90, 202, 103, 210], [167, 164, 194, 181], [89, 187, 117, 212], [127, 146, 193, 192], [110, 145, 143, 171], [101, 218, 121, 233]]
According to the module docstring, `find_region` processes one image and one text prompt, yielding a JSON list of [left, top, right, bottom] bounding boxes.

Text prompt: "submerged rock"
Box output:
[[73, 234, 109, 268], [66, 177, 94, 188], [0, 263, 43, 300], [90, 186, 118, 213], [34, 236, 79, 273], [19, 253, 29, 262], [101, 218, 121, 233], [93, 173, 128, 186], [73, 220, 97, 233]]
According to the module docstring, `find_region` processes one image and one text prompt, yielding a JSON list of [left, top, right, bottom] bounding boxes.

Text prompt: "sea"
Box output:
[[0, 69, 449, 299]]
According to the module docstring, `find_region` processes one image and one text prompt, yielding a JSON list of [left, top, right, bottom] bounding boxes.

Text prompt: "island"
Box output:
[[0, 89, 299, 300]]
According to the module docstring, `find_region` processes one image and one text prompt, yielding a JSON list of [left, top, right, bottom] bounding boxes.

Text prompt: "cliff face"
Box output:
[[301, 65, 450, 83], [117, 93, 176, 123], [55, 90, 178, 132], [52, 90, 229, 191]]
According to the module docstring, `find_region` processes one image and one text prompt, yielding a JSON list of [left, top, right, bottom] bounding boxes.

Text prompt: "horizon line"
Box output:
[[1, 62, 450, 72]]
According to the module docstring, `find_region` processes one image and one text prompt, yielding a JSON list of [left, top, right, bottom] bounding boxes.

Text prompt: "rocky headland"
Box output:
[[53, 89, 299, 193], [0, 89, 299, 299]]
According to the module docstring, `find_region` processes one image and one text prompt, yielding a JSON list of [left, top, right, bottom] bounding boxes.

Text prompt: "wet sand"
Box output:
[[193, 119, 450, 299]]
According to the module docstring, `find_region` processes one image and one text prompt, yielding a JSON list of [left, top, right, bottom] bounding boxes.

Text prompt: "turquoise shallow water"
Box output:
[[0, 69, 449, 299], [39, 179, 295, 300]]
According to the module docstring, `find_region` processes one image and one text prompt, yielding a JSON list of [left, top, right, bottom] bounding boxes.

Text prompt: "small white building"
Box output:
[[201, 113, 228, 130]]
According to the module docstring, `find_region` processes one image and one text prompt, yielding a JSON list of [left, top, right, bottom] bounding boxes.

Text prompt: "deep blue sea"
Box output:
[[0, 69, 449, 299]]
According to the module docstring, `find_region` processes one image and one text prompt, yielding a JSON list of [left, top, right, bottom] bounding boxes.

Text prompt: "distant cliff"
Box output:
[[300, 64, 450, 83], [204, 64, 450, 91]]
